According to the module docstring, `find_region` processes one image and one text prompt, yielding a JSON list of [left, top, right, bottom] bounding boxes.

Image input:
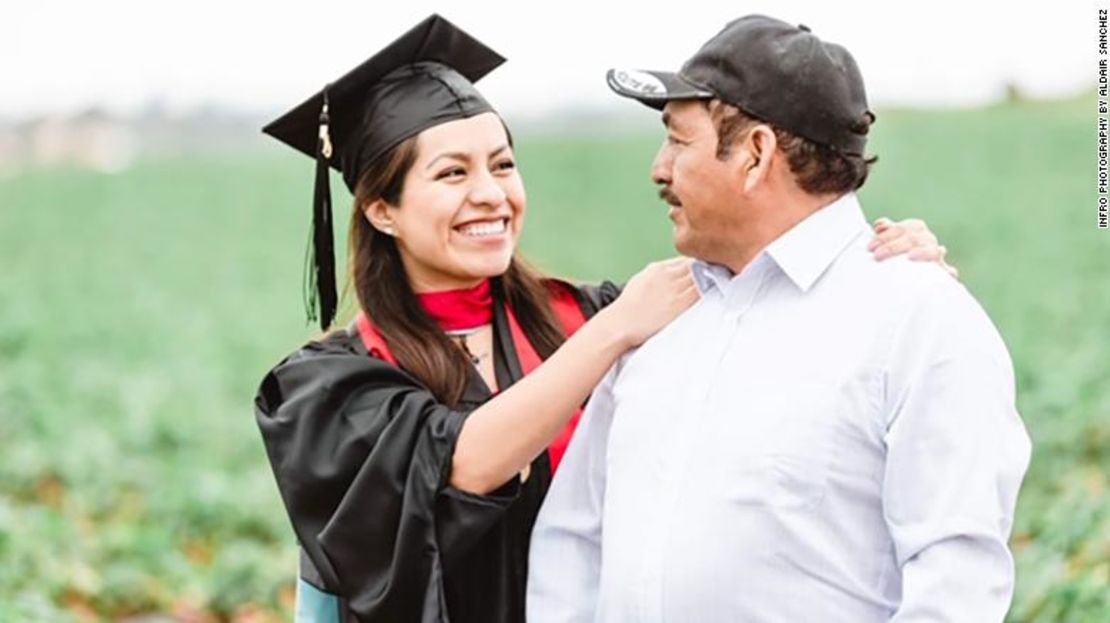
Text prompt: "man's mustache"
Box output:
[[658, 187, 682, 207]]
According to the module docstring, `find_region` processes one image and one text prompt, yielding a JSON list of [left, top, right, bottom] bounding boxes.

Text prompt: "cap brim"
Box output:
[[606, 69, 714, 110]]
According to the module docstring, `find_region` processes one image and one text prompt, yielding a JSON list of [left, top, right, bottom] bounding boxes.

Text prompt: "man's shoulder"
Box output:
[[833, 236, 962, 310], [835, 238, 1010, 361], [826, 236, 1009, 353]]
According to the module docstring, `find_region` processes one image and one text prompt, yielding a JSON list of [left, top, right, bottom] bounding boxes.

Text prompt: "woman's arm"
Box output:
[[450, 257, 698, 494]]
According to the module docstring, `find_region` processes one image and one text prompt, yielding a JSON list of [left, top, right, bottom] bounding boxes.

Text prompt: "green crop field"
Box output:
[[1, 95, 1106, 621]]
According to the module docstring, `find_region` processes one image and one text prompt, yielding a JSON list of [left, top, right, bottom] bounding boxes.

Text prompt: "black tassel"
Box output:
[[307, 85, 337, 331]]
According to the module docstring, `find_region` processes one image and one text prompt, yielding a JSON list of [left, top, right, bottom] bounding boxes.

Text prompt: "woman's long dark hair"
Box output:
[[347, 133, 567, 406]]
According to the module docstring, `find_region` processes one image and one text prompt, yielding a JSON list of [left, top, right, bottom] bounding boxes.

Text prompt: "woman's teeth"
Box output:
[[457, 220, 507, 237]]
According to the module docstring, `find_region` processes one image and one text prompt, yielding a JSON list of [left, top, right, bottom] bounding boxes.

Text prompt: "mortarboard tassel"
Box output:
[[308, 85, 338, 331]]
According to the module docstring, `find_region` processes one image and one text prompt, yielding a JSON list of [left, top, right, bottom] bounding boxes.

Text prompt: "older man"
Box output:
[[527, 15, 1031, 622]]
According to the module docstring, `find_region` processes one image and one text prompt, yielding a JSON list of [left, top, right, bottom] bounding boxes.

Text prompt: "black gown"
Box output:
[[255, 281, 621, 623]]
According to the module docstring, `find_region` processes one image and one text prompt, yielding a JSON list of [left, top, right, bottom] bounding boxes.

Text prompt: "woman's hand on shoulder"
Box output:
[[868, 217, 959, 280], [604, 256, 699, 349]]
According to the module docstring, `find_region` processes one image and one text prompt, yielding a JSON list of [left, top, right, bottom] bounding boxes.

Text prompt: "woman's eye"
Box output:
[[494, 159, 516, 171], [437, 167, 465, 180]]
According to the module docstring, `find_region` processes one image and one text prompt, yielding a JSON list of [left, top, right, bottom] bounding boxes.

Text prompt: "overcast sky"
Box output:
[[3, 0, 1093, 122]]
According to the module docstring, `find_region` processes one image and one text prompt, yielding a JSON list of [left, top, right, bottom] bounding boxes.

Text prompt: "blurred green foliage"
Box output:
[[0, 95, 1105, 621]]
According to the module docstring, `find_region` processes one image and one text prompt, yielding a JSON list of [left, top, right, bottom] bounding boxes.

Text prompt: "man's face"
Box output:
[[651, 100, 745, 263]]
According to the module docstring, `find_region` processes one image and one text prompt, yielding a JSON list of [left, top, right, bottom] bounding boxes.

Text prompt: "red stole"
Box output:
[[354, 282, 587, 475]]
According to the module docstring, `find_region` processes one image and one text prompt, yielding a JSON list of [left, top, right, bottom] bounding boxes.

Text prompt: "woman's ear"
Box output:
[[363, 198, 396, 236], [736, 124, 777, 193]]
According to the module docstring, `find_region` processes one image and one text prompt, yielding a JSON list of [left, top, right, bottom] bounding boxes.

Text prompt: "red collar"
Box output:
[[415, 279, 493, 331], [355, 279, 588, 475]]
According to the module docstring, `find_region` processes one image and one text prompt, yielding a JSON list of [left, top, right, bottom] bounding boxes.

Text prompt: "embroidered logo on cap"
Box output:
[[608, 70, 667, 98]]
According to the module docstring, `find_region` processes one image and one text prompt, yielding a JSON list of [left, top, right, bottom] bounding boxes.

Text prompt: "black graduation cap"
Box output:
[[263, 14, 506, 331]]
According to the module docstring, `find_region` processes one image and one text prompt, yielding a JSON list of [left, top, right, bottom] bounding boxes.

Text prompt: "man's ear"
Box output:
[[735, 125, 778, 193], [363, 198, 396, 236]]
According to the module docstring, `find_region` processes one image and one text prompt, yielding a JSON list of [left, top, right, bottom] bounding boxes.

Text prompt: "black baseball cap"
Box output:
[[263, 14, 505, 331], [607, 14, 874, 156]]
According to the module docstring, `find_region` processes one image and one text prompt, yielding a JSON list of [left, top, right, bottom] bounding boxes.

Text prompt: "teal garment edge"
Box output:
[[296, 577, 341, 623]]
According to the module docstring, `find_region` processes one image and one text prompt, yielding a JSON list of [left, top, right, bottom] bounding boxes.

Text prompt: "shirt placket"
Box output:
[[631, 291, 717, 622], [644, 261, 771, 622]]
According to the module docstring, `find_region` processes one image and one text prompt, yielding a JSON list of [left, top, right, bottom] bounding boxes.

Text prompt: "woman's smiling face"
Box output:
[[365, 112, 526, 292]]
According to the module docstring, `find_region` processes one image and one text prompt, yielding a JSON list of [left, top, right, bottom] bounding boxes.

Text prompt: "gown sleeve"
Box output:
[[568, 280, 623, 316], [255, 334, 521, 622]]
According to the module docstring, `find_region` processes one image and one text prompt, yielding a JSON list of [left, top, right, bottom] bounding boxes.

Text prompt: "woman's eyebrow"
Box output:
[[426, 151, 469, 170], [427, 144, 511, 170]]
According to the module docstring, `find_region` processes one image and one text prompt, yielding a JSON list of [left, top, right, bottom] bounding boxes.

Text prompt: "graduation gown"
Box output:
[[255, 280, 621, 623]]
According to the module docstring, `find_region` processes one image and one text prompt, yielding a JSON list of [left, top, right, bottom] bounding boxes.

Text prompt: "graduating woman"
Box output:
[[254, 15, 956, 623]]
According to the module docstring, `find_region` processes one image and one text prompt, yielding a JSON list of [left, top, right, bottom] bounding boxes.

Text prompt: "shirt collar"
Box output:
[[691, 260, 730, 294], [690, 193, 869, 296], [763, 192, 869, 293]]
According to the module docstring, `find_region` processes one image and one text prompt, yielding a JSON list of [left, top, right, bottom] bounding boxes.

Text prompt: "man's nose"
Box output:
[[650, 144, 672, 186]]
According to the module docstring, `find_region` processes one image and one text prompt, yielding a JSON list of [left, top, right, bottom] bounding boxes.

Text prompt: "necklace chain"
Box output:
[[447, 326, 489, 367], [445, 326, 484, 338]]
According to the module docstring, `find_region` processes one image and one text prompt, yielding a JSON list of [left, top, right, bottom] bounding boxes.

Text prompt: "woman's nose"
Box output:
[[468, 170, 507, 207]]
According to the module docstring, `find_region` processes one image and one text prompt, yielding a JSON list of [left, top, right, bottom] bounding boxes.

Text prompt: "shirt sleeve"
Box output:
[[255, 338, 520, 622], [881, 281, 1032, 622], [527, 359, 621, 623]]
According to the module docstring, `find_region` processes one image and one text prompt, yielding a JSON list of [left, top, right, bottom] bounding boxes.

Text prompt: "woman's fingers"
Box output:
[[939, 248, 960, 280], [665, 256, 695, 272], [872, 235, 917, 260], [868, 219, 938, 252], [869, 218, 962, 278], [874, 236, 961, 280], [681, 282, 700, 304], [867, 225, 903, 251], [907, 245, 943, 261], [873, 230, 940, 260]]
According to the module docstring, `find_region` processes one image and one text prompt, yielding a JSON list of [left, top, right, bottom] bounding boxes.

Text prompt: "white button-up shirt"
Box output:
[[527, 193, 1031, 622]]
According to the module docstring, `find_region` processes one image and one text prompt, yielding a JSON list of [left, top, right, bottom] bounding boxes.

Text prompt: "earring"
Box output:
[[380, 226, 394, 236]]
